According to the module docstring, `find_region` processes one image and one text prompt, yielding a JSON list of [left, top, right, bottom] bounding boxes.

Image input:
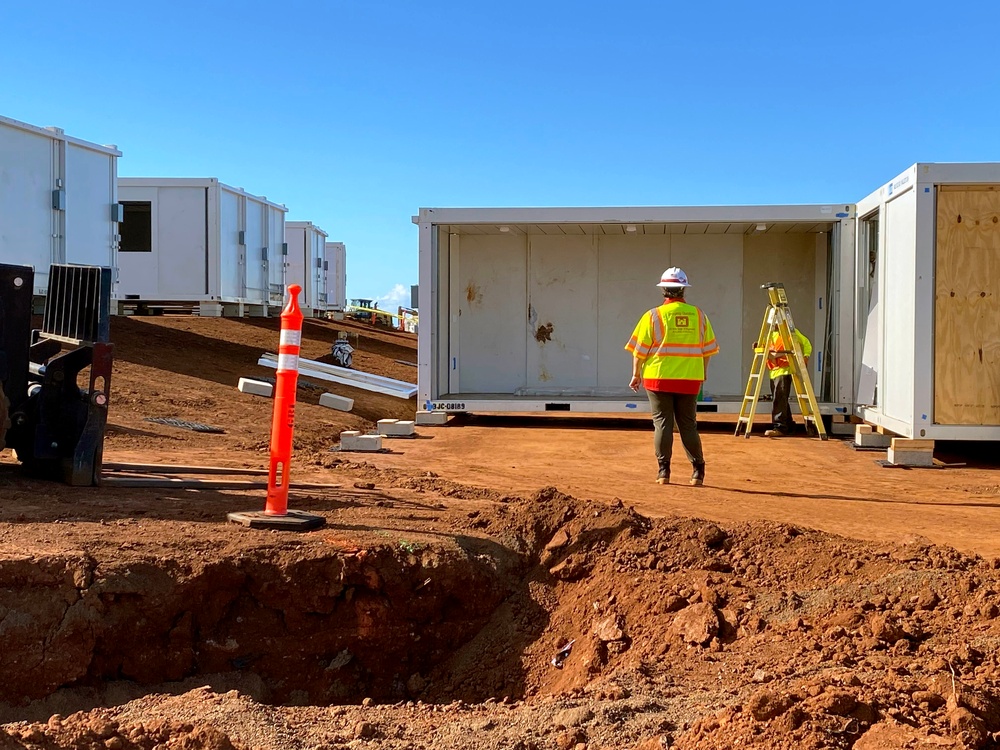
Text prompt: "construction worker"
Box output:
[[626, 267, 719, 485], [764, 322, 811, 437]]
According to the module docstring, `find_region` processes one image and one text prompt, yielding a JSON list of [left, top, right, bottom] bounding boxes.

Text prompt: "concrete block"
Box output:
[[238, 378, 274, 397], [887, 447, 934, 467], [415, 410, 448, 426], [340, 431, 383, 451], [829, 421, 855, 436], [320, 393, 354, 412], [378, 418, 416, 436], [856, 429, 891, 448]]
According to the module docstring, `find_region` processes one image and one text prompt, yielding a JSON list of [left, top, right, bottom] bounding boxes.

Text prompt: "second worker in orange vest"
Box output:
[[626, 267, 720, 485]]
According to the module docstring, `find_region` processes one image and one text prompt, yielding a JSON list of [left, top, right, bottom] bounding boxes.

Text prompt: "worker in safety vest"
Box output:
[[626, 267, 719, 486], [764, 323, 811, 437]]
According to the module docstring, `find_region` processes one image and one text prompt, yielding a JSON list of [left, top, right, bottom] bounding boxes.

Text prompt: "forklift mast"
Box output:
[[0, 263, 114, 486]]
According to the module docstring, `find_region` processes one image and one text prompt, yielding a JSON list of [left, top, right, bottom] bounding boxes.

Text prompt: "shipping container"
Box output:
[[0, 114, 120, 296], [284, 221, 328, 316], [324, 241, 347, 312], [116, 178, 287, 316], [855, 163, 1000, 440], [414, 206, 856, 416]]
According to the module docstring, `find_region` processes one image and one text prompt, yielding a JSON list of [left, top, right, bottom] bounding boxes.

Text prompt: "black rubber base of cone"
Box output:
[[227, 509, 326, 531]]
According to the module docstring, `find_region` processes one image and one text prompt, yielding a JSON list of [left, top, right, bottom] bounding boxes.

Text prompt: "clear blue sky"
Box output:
[[2, 1, 998, 308]]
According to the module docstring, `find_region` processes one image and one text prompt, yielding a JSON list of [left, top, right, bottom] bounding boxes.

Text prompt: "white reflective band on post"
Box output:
[[280, 330, 302, 347], [277, 354, 299, 372]]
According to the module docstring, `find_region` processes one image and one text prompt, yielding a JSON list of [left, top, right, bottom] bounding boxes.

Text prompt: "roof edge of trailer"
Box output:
[[412, 204, 857, 225], [118, 177, 288, 211], [286, 220, 330, 237], [0, 114, 121, 157], [857, 162, 1000, 214]]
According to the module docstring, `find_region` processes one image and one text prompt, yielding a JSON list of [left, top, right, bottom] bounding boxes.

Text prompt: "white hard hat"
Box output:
[[656, 267, 690, 288]]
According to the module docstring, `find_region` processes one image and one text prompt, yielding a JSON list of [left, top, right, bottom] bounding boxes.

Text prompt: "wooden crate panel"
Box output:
[[934, 187, 1000, 424]]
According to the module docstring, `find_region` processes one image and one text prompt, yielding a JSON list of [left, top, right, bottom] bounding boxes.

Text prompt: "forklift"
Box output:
[[0, 263, 113, 486]]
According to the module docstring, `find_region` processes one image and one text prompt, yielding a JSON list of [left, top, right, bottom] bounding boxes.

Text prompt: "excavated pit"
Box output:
[[0, 533, 534, 711]]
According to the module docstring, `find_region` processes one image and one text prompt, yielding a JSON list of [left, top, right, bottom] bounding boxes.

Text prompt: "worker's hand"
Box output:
[[629, 375, 642, 393]]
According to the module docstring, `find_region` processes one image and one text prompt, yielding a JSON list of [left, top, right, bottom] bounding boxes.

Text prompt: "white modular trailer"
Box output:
[[285, 222, 328, 315], [116, 178, 287, 315], [0, 115, 120, 295], [855, 163, 1000, 440], [324, 241, 347, 312], [415, 205, 857, 416]]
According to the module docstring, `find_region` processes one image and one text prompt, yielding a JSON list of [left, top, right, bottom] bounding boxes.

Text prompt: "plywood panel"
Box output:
[[526, 235, 598, 391], [741, 234, 817, 391], [596, 234, 672, 390], [882, 192, 917, 425], [456, 235, 528, 393], [672, 235, 744, 397], [934, 187, 1000, 424]]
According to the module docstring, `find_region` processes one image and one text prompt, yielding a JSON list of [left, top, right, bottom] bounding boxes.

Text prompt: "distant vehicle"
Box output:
[[346, 298, 392, 327]]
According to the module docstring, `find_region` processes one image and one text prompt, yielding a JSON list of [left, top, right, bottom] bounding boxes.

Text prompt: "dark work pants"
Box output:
[[646, 390, 704, 472], [770, 374, 794, 432]]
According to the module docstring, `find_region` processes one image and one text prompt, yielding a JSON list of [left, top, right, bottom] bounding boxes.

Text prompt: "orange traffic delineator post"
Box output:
[[228, 285, 325, 531]]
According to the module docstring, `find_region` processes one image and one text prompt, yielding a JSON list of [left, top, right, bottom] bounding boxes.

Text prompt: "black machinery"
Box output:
[[0, 263, 113, 486]]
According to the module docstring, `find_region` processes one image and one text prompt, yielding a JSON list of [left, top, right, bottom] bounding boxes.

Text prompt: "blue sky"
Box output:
[[2, 1, 999, 307]]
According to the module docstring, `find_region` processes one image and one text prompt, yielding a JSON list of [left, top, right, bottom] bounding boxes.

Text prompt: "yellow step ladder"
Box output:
[[735, 283, 827, 440]]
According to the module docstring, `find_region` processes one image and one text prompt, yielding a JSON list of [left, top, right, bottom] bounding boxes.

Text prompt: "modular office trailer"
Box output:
[[415, 206, 856, 416], [117, 178, 287, 316], [325, 241, 347, 312], [285, 222, 328, 315], [0, 115, 120, 296], [855, 163, 1000, 441]]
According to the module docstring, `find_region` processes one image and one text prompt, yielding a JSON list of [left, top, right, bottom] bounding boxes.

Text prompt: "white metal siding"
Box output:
[[455, 234, 528, 393], [325, 242, 347, 310], [244, 198, 266, 304], [267, 206, 285, 302], [881, 189, 917, 426], [0, 125, 55, 292], [219, 189, 242, 299], [65, 143, 116, 270]]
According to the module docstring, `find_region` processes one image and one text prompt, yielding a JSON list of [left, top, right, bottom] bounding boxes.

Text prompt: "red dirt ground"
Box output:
[[3, 315, 1000, 750]]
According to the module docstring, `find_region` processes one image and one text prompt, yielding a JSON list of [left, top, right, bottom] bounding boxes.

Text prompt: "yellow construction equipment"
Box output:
[[735, 283, 827, 440]]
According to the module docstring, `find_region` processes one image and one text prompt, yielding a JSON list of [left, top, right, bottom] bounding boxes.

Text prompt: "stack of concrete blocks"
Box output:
[[377, 419, 416, 437], [828, 415, 856, 437], [238, 378, 274, 397], [854, 424, 891, 448], [320, 393, 354, 412], [340, 431, 382, 451], [887, 438, 934, 467]]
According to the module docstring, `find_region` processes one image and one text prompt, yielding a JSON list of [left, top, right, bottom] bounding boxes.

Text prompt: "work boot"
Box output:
[[764, 428, 790, 437], [690, 462, 705, 486], [656, 465, 669, 485]]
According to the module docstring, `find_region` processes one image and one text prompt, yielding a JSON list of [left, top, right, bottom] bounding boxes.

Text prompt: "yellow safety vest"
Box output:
[[625, 301, 719, 385]]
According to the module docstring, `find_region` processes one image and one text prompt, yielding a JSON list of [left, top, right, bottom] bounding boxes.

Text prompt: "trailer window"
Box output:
[[119, 201, 152, 252]]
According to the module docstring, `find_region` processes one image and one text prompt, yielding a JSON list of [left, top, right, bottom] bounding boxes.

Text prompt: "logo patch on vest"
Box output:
[[674, 316, 690, 328]]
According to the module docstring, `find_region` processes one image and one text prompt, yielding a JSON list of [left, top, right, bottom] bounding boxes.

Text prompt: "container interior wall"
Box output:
[[0, 124, 57, 293], [741, 233, 819, 389], [65, 144, 115, 271], [445, 229, 820, 401], [881, 189, 917, 426], [934, 186, 1000, 424]]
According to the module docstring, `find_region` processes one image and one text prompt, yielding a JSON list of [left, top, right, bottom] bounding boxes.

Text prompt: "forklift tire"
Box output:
[[0, 382, 8, 451]]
